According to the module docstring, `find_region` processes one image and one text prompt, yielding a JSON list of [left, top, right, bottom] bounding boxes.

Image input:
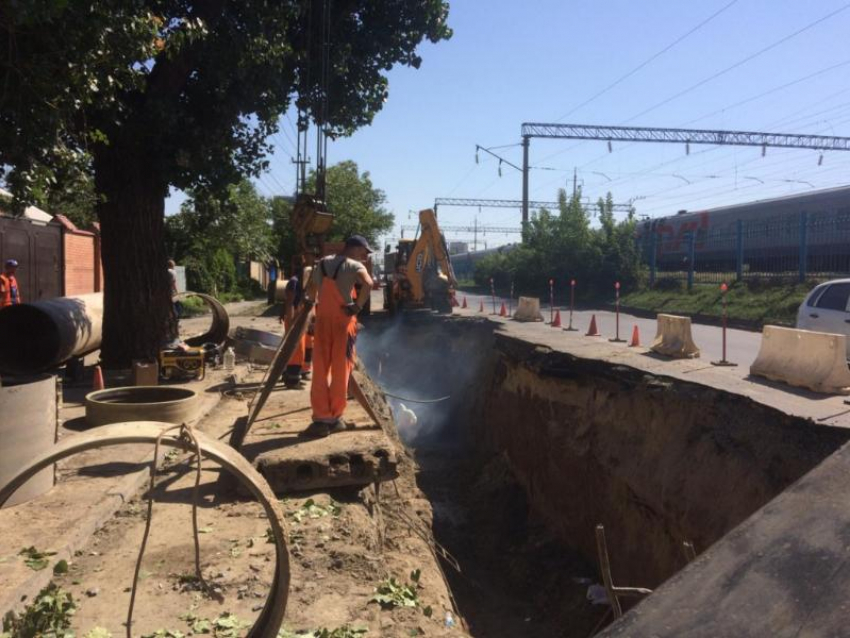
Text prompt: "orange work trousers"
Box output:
[[310, 278, 357, 422], [284, 314, 306, 368]]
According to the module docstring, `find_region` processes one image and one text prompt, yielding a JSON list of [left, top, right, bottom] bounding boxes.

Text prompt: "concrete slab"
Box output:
[[240, 379, 398, 493], [255, 430, 398, 492]]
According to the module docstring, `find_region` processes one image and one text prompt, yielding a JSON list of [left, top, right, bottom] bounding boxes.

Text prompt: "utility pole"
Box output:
[[572, 167, 577, 197], [474, 215, 478, 252], [521, 136, 530, 227]]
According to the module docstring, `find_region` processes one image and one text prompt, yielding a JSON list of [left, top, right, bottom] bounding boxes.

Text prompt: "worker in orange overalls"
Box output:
[[0, 259, 21, 307], [301, 236, 373, 438], [281, 261, 310, 388]]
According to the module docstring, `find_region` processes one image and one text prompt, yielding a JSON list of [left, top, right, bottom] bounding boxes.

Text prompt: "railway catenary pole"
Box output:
[[522, 135, 530, 228], [519, 122, 850, 233]]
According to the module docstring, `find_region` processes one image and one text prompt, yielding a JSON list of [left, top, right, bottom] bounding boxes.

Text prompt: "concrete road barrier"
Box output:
[[513, 297, 544, 322], [650, 314, 701, 359], [750, 326, 850, 394]]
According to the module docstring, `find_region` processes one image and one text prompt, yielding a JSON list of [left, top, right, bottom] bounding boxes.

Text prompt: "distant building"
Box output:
[[448, 241, 469, 255]]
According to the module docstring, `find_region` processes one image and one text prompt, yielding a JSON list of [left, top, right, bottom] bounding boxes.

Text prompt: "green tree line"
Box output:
[[473, 189, 643, 298]]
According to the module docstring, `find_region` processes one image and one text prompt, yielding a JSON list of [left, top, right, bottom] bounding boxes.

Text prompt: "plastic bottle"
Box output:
[[223, 347, 236, 371], [444, 612, 455, 628]]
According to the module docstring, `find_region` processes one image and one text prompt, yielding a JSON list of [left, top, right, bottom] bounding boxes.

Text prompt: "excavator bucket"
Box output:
[[292, 193, 334, 253]]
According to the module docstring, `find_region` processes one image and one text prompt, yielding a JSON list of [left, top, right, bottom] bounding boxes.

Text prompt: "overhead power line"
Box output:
[[624, 2, 850, 124], [554, 0, 740, 122]]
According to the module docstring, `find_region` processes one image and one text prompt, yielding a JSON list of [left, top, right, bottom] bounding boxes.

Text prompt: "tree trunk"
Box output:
[[94, 146, 176, 368]]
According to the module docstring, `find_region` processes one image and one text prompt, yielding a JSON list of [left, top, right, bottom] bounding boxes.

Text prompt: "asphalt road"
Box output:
[[460, 292, 762, 367]]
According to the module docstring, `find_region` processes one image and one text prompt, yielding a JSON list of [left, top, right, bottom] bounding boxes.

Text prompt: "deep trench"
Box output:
[[358, 314, 850, 637]]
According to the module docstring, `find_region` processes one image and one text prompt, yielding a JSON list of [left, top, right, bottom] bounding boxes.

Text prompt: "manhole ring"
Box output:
[[85, 386, 200, 427]]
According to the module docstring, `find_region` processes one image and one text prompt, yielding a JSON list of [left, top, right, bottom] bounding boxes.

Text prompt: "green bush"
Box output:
[[473, 190, 641, 299]]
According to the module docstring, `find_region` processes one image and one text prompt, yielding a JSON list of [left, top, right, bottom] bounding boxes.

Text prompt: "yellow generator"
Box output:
[[159, 346, 206, 381]]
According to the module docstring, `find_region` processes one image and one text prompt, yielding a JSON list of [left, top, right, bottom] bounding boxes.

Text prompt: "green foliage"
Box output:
[[288, 498, 342, 524], [370, 570, 422, 610], [1, 583, 76, 638], [178, 613, 249, 638], [166, 180, 270, 295], [0, 2, 452, 204], [473, 189, 640, 297], [621, 280, 812, 327], [83, 628, 111, 638], [306, 161, 394, 244], [279, 627, 367, 638], [19, 546, 56, 571]]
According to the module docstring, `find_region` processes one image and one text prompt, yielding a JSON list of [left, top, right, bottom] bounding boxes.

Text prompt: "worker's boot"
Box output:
[[283, 364, 302, 388]]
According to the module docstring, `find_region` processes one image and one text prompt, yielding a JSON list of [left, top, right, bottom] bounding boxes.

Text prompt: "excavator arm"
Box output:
[[406, 208, 457, 305]]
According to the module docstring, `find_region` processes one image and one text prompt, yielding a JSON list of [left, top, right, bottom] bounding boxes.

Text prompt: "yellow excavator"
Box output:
[[383, 208, 457, 314]]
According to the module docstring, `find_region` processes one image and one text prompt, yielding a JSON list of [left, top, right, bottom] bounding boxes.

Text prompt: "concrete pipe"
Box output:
[[85, 386, 200, 427], [177, 292, 230, 347], [0, 293, 102, 375], [0, 421, 290, 637], [0, 374, 57, 508], [273, 279, 287, 303]]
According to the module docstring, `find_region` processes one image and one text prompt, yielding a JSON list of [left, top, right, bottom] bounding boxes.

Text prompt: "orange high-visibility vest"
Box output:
[[0, 273, 20, 307]]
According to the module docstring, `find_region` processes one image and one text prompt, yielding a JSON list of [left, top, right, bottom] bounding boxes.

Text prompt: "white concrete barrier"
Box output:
[[513, 296, 544, 322], [750, 326, 850, 394], [650, 314, 701, 359]]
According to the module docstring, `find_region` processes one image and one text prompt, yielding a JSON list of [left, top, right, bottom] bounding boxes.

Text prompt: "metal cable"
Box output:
[[127, 423, 210, 638]]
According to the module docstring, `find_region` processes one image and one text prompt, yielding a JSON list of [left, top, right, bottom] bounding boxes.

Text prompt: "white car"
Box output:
[[796, 278, 850, 356]]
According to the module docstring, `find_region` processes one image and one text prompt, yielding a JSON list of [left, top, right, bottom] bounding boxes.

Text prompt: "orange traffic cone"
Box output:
[[629, 324, 640, 347], [551, 309, 562, 328], [586, 314, 601, 337], [499, 302, 507, 317], [462, 296, 468, 309], [450, 294, 459, 307], [92, 365, 105, 391], [478, 300, 485, 313]]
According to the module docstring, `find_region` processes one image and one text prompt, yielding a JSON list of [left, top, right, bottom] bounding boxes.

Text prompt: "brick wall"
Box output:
[[64, 232, 97, 295], [55, 215, 102, 296]]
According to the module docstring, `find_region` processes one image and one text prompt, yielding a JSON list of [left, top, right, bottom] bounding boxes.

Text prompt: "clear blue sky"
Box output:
[[170, 0, 850, 250]]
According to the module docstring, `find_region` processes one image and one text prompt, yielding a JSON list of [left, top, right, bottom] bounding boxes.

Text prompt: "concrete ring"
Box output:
[[0, 421, 290, 638], [85, 386, 200, 427]]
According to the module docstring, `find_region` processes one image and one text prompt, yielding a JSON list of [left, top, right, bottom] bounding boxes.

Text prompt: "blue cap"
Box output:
[[5, 259, 18, 267]]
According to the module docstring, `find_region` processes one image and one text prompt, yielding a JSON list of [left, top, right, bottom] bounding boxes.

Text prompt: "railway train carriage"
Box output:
[[637, 186, 850, 274]]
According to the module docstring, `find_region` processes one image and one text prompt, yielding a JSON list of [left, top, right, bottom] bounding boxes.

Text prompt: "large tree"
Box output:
[[0, 1, 450, 366]]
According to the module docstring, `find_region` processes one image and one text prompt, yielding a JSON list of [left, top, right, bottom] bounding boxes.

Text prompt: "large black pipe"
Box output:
[[0, 293, 103, 375], [0, 291, 230, 375], [177, 291, 230, 347]]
